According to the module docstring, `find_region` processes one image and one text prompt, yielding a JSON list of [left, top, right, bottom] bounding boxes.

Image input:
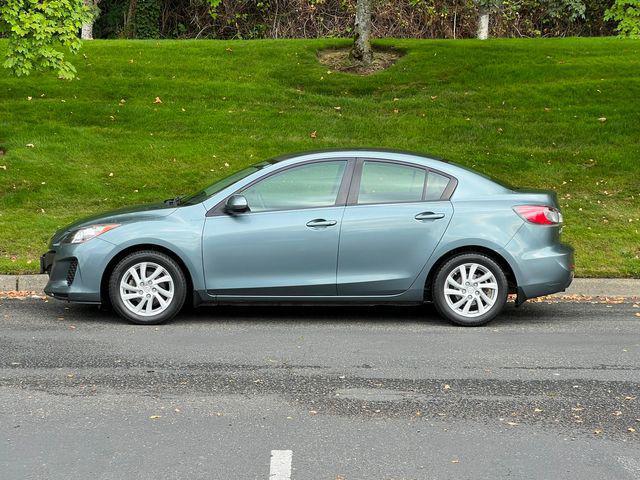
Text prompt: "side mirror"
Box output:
[[225, 194, 249, 214]]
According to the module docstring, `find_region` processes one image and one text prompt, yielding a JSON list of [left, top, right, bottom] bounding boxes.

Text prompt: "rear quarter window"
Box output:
[[425, 171, 450, 200]]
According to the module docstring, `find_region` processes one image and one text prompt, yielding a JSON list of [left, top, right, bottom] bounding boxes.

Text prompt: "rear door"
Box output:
[[337, 159, 454, 296]]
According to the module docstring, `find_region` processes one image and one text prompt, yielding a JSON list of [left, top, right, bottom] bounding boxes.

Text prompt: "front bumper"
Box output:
[[41, 238, 116, 304], [40, 250, 55, 274]]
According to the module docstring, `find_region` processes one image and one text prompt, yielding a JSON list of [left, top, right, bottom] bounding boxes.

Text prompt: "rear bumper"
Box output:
[[505, 223, 574, 301], [513, 243, 574, 300]]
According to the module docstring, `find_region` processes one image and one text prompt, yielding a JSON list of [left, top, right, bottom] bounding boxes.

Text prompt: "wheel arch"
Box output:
[[423, 245, 518, 301], [100, 243, 195, 306]]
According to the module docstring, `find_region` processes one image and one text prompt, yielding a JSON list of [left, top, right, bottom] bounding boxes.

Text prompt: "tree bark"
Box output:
[[81, 0, 97, 40], [81, 22, 93, 40], [477, 7, 490, 40], [350, 0, 373, 65]]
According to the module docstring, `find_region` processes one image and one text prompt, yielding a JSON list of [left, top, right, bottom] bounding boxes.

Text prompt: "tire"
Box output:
[[432, 253, 508, 326], [109, 250, 187, 325]]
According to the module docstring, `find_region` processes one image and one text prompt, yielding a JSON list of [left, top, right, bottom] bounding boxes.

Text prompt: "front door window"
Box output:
[[242, 161, 347, 213]]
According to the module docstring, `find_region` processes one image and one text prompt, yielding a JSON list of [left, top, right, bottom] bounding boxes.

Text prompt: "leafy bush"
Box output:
[[605, 0, 640, 37], [91, 0, 618, 40]]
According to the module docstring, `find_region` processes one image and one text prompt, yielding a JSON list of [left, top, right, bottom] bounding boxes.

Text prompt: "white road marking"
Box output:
[[269, 450, 293, 480]]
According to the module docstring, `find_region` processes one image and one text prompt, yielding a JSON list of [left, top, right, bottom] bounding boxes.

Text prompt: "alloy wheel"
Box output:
[[443, 263, 498, 318], [119, 261, 175, 317]]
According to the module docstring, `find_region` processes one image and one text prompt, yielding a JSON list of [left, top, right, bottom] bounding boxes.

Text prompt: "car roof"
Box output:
[[267, 148, 448, 165]]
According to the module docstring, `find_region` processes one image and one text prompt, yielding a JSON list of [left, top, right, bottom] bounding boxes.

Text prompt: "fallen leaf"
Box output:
[[443, 384, 451, 390], [628, 427, 636, 433], [154, 97, 162, 104], [593, 428, 603, 435], [149, 415, 161, 419], [26, 143, 35, 148], [309, 130, 317, 138]]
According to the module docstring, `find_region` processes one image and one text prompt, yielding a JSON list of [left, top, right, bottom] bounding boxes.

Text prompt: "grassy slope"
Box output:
[[0, 38, 639, 276]]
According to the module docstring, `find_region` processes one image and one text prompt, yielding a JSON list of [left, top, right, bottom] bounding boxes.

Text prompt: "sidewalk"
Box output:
[[0, 274, 638, 298]]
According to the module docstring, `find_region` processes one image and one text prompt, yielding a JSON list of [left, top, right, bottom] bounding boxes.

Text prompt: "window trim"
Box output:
[[206, 158, 356, 217], [347, 158, 458, 206]]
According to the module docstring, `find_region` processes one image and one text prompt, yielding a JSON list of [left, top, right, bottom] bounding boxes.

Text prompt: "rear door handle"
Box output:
[[306, 219, 337, 228], [415, 212, 445, 221]]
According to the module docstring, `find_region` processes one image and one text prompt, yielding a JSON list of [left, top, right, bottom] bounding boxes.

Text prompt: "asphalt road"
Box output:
[[1, 297, 639, 480]]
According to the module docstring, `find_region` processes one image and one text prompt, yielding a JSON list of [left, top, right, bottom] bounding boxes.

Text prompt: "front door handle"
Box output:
[[415, 212, 445, 221], [306, 219, 337, 228]]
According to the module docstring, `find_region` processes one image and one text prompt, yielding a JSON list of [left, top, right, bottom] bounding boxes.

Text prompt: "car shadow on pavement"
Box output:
[[27, 297, 597, 328]]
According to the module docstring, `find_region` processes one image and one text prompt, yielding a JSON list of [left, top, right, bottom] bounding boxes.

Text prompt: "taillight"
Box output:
[[513, 205, 563, 225]]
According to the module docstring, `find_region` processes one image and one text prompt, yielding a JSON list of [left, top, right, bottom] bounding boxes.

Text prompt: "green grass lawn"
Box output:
[[0, 38, 639, 277]]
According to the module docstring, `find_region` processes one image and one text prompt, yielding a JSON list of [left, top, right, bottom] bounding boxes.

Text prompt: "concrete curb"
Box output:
[[0, 274, 638, 298]]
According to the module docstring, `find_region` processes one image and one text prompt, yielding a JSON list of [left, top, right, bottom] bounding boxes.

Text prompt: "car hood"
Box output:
[[50, 202, 177, 246]]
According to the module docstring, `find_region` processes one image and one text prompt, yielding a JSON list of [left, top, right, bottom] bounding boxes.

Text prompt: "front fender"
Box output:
[[99, 208, 206, 291]]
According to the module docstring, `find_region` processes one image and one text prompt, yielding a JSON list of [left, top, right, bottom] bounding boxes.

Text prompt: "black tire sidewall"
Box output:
[[433, 253, 508, 326], [109, 250, 187, 325]]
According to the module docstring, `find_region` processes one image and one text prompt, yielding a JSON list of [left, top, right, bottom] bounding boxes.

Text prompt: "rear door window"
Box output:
[[357, 161, 426, 204]]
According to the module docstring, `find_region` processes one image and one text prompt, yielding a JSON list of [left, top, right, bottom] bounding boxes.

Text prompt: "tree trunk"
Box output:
[[81, 22, 93, 40], [350, 0, 373, 65], [477, 7, 490, 40], [81, 0, 97, 40]]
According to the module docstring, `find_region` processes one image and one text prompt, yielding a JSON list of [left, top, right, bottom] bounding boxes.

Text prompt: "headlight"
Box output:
[[64, 224, 120, 244]]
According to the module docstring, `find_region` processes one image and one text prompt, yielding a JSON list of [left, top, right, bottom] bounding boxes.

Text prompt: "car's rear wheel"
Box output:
[[432, 253, 508, 326], [109, 250, 186, 325]]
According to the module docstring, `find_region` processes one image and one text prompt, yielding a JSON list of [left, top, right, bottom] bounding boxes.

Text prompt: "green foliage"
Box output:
[[207, 0, 223, 19], [131, 0, 161, 39], [0, 0, 92, 79], [605, 0, 640, 37]]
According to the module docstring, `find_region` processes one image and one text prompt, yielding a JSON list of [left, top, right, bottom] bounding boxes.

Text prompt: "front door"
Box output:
[[203, 160, 350, 297], [337, 160, 453, 296]]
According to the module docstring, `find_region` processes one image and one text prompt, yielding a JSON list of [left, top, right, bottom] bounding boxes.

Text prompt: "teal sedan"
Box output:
[[41, 149, 574, 326]]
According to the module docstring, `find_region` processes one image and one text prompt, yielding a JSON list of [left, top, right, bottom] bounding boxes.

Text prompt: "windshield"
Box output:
[[181, 162, 270, 205]]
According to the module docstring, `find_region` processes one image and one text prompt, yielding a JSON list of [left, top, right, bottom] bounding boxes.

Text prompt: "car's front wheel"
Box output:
[[109, 250, 187, 325], [432, 253, 508, 326]]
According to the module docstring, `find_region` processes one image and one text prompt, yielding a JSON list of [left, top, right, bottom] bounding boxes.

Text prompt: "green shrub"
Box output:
[[605, 0, 640, 37]]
